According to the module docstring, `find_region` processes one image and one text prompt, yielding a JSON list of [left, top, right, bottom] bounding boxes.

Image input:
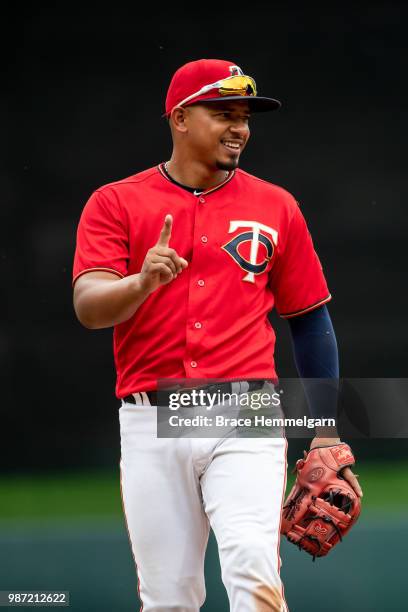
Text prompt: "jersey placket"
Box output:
[[183, 192, 213, 377]]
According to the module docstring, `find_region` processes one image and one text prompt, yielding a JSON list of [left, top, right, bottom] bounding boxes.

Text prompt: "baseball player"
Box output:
[[72, 59, 362, 611]]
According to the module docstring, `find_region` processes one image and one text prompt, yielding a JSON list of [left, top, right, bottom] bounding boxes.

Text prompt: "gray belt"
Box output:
[[123, 379, 267, 406]]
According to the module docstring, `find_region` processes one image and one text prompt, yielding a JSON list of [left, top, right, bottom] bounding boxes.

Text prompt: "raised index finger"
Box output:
[[157, 214, 173, 247]]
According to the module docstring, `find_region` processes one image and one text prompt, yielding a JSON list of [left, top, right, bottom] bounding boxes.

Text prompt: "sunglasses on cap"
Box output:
[[176, 75, 257, 109]]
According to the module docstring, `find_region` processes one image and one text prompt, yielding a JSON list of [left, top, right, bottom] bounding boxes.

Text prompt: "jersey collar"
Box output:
[[157, 162, 235, 196]]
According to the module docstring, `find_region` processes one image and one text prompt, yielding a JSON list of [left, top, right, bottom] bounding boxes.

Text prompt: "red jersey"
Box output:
[[73, 164, 331, 398]]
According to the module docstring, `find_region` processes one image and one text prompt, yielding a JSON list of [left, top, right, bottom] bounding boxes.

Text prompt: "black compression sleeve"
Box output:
[[287, 304, 339, 419]]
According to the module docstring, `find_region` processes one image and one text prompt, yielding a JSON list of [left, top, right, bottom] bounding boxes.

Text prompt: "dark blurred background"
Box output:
[[1, 6, 407, 610]]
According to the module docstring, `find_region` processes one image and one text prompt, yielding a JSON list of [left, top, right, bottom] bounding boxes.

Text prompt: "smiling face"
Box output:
[[171, 100, 251, 172]]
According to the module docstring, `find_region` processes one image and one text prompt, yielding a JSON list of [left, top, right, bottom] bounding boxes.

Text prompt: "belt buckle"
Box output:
[[166, 382, 225, 408]]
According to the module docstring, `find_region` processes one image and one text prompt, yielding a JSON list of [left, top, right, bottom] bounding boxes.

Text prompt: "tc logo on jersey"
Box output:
[[222, 221, 278, 283]]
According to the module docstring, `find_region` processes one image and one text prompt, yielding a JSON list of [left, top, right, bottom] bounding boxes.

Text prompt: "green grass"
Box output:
[[0, 463, 406, 520], [0, 472, 123, 520]]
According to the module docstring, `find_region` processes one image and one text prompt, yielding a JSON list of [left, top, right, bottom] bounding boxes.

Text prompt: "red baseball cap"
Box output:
[[164, 59, 281, 116]]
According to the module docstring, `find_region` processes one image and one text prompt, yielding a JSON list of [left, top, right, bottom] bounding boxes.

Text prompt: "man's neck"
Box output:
[[165, 157, 230, 191]]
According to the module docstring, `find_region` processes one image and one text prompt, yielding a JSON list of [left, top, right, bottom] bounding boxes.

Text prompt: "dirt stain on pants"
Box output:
[[254, 584, 285, 611]]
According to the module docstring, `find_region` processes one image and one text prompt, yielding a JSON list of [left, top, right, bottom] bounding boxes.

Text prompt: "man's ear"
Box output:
[[170, 107, 189, 133]]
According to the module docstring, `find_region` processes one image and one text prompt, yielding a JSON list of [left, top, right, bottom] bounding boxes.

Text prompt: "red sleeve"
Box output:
[[72, 189, 129, 285], [269, 202, 331, 318]]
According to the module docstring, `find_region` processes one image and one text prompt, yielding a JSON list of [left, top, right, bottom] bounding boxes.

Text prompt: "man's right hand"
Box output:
[[73, 214, 188, 329], [139, 214, 189, 294]]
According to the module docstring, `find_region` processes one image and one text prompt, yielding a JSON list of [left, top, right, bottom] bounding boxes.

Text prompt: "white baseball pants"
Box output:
[[119, 401, 288, 612]]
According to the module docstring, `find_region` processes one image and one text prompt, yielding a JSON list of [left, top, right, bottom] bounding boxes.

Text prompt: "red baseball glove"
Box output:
[[281, 443, 361, 560]]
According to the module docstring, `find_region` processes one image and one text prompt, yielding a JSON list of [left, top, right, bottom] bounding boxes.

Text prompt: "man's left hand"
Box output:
[[310, 436, 363, 498]]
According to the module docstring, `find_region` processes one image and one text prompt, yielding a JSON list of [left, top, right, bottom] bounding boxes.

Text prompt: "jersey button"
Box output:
[[199, 197, 205, 204], [197, 279, 205, 287], [201, 236, 208, 243], [194, 322, 202, 329], [191, 361, 198, 368]]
